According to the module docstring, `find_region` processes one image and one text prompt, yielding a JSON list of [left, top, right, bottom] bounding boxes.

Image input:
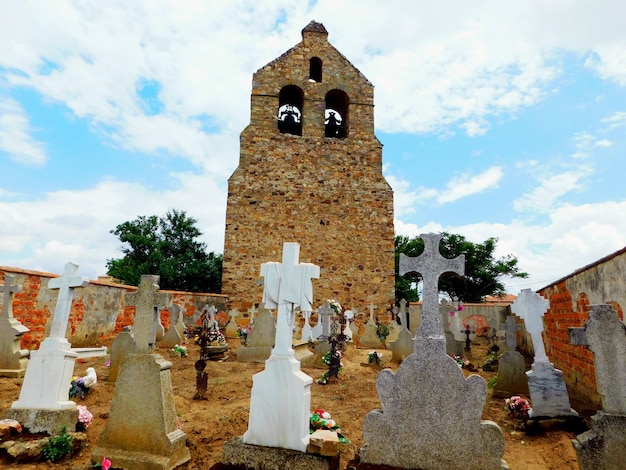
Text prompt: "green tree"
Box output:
[[395, 232, 528, 303], [106, 209, 223, 293]]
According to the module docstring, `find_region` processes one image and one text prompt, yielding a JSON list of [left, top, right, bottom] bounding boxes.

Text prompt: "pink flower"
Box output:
[[101, 456, 112, 470], [457, 305, 464, 311], [77, 405, 93, 428]]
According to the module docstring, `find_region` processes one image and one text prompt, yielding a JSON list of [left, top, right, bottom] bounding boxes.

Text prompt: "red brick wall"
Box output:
[[0, 267, 228, 350], [538, 247, 626, 408]]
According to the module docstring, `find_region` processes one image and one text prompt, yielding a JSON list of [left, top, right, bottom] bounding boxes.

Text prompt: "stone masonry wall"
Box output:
[[222, 23, 395, 315], [536, 246, 626, 408], [0, 267, 228, 350]]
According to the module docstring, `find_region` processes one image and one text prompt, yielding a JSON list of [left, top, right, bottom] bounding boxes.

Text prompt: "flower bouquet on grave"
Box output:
[[170, 344, 188, 358], [69, 367, 97, 399], [237, 325, 252, 345], [505, 396, 531, 424], [76, 405, 93, 431], [310, 409, 350, 444], [206, 326, 227, 345], [451, 354, 471, 369], [367, 350, 382, 365], [327, 299, 343, 315], [375, 322, 390, 343], [317, 349, 343, 384], [481, 351, 498, 371]]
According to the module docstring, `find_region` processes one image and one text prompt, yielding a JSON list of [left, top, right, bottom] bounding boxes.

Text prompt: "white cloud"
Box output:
[[438, 167, 503, 204], [0, 97, 47, 166], [513, 168, 590, 213]]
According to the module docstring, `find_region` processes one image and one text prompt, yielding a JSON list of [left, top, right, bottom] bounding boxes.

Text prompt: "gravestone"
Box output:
[[0, 275, 30, 377], [443, 299, 464, 357], [107, 327, 134, 383], [512, 288, 578, 419], [390, 325, 413, 364], [359, 233, 506, 469], [92, 274, 190, 469], [493, 316, 529, 398], [301, 309, 313, 341], [314, 302, 334, 361], [247, 304, 258, 325], [569, 304, 626, 469], [385, 303, 401, 343], [125, 275, 168, 353], [161, 304, 184, 348], [359, 302, 383, 348], [5, 263, 89, 433], [225, 308, 239, 338], [173, 304, 186, 337], [237, 304, 276, 363], [343, 309, 354, 341], [242, 242, 318, 453]]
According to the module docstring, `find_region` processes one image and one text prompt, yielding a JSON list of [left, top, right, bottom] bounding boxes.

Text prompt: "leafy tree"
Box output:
[[106, 209, 223, 293], [395, 232, 528, 303]]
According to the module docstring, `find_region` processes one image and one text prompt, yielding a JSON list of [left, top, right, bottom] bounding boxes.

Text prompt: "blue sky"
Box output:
[[0, 1, 625, 295]]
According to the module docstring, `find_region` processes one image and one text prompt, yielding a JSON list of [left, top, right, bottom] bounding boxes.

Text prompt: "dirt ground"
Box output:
[[0, 336, 594, 469]]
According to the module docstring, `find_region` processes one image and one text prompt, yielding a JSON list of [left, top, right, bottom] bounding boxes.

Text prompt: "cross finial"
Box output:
[[399, 233, 465, 339], [47, 262, 89, 338], [1, 274, 22, 320], [511, 289, 549, 364], [126, 274, 168, 354]]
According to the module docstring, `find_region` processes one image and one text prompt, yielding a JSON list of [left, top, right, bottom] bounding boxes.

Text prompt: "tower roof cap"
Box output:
[[301, 21, 328, 37]]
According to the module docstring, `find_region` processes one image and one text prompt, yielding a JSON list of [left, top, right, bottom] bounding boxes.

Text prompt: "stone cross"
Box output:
[[203, 305, 218, 328], [398, 299, 409, 331], [500, 316, 523, 351], [317, 302, 334, 341], [569, 304, 626, 413], [511, 289, 550, 364], [229, 308, 239, 323], [47, 262, 89, 339], [125, 275, 168, 354], [367, 302, 377, 325], [399, 233, 465, 339], [260, 242, 320, 357], [247, 305, 258, 325], [1, 275, 22, 320]]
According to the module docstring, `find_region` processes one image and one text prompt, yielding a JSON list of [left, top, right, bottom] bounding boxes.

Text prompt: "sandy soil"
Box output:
[[0, 337, 593, 469]]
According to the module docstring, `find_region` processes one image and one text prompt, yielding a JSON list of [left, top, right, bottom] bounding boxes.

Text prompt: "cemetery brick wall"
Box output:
[[222, 23, 395, 315], [0, 267, 228, 350], [537, 246, 626, 408]]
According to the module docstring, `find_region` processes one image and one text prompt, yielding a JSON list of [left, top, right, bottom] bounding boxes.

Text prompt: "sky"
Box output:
[[0, 1, 625, 295]]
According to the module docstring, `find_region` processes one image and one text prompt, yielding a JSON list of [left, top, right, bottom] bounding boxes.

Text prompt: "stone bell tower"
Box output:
[[222, 21, 395, 315]]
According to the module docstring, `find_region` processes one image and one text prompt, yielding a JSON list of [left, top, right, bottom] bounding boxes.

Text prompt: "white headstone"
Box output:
[[0, 275, 29, 377], [512, 289, 577, 419], [243, 242, 319, 452], [301, 310, 313, 341]]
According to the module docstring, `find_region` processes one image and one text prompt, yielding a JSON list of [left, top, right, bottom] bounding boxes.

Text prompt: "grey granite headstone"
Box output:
[[237, 304, 275, 362], [360, 233, 507, 469], [512, 289, 577, 419], [493, 316, 529, 397], [0, 275, 30, 378], [569, 304, 626, 469], [125, 275, 168, 354]]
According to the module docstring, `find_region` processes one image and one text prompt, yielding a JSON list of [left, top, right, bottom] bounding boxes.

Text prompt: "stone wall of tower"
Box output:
[[222, 23, 395, 316]]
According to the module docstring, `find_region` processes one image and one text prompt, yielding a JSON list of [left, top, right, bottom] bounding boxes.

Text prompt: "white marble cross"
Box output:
[[1, 275, 22, 320], [317, 302, 334, 341], [125, 275, 168, 354], [48, 262, 89, 338], [511, 289, 549, 364], [367, 302, 378, 325], [260, 242, 320, 357], [229, 308, 239, 322], [399, 233, 465, 339]]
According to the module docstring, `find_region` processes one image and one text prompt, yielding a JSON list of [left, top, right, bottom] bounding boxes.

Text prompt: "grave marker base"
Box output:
[[222, 437, 339, 470]]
